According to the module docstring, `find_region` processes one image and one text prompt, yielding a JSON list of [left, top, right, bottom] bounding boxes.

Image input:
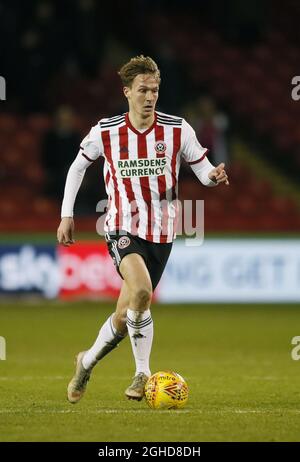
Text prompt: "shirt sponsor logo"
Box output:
[[117, 158, 167, 178]]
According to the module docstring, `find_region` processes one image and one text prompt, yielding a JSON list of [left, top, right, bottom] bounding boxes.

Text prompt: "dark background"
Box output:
[[0, 0, 299, 233]]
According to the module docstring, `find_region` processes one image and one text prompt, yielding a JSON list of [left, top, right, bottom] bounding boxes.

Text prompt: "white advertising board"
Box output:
[[158, 239, 300, 302]]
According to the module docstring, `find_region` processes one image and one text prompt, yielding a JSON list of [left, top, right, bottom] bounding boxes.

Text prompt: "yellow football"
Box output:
[[144, 371, 189, 409]]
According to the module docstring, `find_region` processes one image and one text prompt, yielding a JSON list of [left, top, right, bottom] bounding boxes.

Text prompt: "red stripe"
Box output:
[[138, 134, 153, 241], [118, 125, 139, 235], [188, 149, 208, 165], [119, 125, 129, 161], [171, 127, 181, 239], [155, 125, 169, 243], [105, 170, 111, 218], [155, 125, 166, 201], [105, 169, 110, 187], [101, 130, 122, 230]]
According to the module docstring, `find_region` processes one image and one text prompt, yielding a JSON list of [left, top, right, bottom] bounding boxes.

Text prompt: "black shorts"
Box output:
[[105, 231, 172, 291]]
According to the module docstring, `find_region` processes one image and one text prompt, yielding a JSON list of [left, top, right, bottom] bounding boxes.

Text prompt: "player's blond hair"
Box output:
[[118, 55, 161, 87]]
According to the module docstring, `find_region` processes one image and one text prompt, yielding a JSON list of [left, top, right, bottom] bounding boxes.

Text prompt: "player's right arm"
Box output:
[[57, 124, 103, 246], [57, 217, 75, 247]]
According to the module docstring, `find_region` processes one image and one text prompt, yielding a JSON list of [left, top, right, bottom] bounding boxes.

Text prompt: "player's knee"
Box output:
[[115, 310, 127, 325], [131, 287, 152, 309], [113, 311, 128, 336]]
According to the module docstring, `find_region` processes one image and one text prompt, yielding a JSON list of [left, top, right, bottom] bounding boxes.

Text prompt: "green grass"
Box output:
[[1, 232, 300, 244], [1, 301, 300, 441]]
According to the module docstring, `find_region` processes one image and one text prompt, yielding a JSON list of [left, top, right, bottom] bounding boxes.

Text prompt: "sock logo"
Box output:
[[132, 332, 146, 347], [132, 333, 146, 339]]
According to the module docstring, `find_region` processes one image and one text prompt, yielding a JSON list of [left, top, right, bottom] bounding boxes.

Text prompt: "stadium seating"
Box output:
[[1, 107, 299, 233], [1, 3, 300, 233]]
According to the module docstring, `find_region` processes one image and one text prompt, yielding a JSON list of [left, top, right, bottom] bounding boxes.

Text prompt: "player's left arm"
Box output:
[[181, 119, 229, 187], [207, 162, 229, 185], [192, 158, 229, 186]]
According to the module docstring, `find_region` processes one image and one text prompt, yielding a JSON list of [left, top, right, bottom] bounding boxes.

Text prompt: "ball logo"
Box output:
[[118, 236, 131, 249], [144, 370, 189, 409], [155, 141, 166, 154]]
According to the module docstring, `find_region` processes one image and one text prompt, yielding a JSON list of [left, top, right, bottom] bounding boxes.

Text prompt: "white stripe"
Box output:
[[0, 407, 299, 415], [111, 239, 121, 266]]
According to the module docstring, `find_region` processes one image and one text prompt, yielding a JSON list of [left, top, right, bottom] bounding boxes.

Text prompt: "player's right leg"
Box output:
[[67, 233, 154, 404], [67, 282, 130, 404]]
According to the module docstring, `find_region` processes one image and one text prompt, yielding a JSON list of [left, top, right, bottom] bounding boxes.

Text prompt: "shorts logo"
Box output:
[[118, 236, 131, 249], [155, 141, 166, 154]]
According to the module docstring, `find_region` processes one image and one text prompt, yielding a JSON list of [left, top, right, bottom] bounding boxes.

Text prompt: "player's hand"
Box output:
[[57, 217, 75, 246], [208, 162, 229, 185]]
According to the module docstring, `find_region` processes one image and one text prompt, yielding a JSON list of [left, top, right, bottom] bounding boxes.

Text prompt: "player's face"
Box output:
[[124, 74, 159, 118]]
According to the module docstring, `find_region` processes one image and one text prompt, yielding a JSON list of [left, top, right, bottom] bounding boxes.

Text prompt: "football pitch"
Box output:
[[1, 301, 300, 442]]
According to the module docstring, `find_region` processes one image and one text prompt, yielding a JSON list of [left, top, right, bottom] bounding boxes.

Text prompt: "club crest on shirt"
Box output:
[[118, 236, 131, 249], [155, 141, 167, 154]]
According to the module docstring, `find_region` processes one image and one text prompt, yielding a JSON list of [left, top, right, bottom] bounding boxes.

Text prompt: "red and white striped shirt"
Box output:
[[61, 111, 215, 243]]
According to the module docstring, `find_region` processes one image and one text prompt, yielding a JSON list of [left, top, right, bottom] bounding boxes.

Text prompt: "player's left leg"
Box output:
[[121, 241, 173, 401], [119, 253, 154, 400]]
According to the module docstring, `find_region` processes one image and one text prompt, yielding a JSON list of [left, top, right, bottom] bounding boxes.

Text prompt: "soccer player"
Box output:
[[57, 55, 229, 403]]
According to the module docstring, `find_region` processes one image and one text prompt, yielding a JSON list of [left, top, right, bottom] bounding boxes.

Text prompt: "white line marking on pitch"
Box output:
[[1, 408, 300, 415], [1, 375, 299, 382], [0, 376, 67, 381]]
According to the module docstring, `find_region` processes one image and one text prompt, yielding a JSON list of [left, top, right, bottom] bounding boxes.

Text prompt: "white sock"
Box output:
[[126, 308, 153, 377], [82, 314, 125, 370]]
